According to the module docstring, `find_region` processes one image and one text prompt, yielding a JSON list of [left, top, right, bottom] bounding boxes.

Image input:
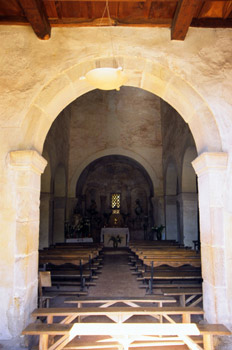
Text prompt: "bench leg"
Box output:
[[39, 334, 48, 350], [182, 313, 191, 323], [203, 334, 214, 350], [148, 262, 154, 294], [179, 295, 186, 307]]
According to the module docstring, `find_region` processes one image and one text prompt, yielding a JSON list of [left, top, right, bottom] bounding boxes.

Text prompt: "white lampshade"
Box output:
[[80, 67, 127, 91]]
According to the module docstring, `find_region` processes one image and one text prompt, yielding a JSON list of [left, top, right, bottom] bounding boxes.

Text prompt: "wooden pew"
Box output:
[[22, 322, 231, 350], [129, 244, 202, 294], [39, 256, 90, 292], [38, 271, 87, 308], [39, 245, 103, 292]]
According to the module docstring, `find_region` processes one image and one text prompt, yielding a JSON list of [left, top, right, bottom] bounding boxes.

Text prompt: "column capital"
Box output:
[[192, 152, 228, 176], [8, 150, 47, 174]]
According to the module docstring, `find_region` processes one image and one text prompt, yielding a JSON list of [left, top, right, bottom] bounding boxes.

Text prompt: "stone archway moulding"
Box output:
[[68, 148, 159, 197], [20, 55, 222, 155]]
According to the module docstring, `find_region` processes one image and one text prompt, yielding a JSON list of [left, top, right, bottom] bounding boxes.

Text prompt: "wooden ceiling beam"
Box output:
[[191, 17, 232, 27], [48, 17, 172, 26], [171, 0, 202, 40], [18, 0, 51, 39], [42, 0, 231, 1]]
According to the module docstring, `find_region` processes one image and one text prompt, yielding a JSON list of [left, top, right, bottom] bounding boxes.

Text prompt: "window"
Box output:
[[111, 193, 120, 214]]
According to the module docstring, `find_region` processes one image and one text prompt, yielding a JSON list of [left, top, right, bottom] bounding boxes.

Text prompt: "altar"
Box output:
[[100, 228, 130, 247], [66, 238, 93, 243]]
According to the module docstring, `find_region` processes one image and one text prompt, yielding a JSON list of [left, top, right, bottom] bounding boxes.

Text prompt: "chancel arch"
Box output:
[[71, 155, 155, 242], [69, 147, 160, 198]]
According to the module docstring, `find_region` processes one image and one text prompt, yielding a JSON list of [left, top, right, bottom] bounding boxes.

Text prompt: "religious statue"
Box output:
[[87, 199, 98, 216], [108, 212, 124, 227], [134, 198, 143, 229], [134, 199, 143, 216]]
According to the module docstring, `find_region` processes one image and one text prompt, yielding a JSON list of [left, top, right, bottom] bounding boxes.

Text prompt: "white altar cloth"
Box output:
[[100, 228, 129, 247], [66, 238, 93, 243]]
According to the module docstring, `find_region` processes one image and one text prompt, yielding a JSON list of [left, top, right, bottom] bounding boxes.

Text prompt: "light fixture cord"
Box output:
[[106, 0, 117, 66], [96, 0, 118, 68]]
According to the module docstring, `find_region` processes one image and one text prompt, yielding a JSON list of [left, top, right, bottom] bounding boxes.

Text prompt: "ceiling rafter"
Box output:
[[171, 0, 199, 40], [18, 0, 51, 39], [223, 1, 232, 18]]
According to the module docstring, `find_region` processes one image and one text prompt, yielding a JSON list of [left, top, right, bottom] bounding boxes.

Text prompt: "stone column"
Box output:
[[39, 192, 52, 249], [53, 197, 66, 243], [165, 195, 178, 241], [177, 193, 198, 248], [192, 152, 228, 324], [5, 150, 47, 338]]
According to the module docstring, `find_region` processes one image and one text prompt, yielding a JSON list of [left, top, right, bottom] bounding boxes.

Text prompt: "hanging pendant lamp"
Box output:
[[80, 1, 127, 91], [80, 66, 127, 91]]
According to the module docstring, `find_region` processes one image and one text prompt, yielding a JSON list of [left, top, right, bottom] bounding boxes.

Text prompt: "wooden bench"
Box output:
[[22, 321, 231, 350], [39, 258, 90, 292], [128, 245, 201, 295], [39, 249, 103, 292], [64, 296, 177, 308], [162, 287, 203, 307], [32, 306, 204, 324], [138, 268, 202, 295], [38, 271, 88, 307]]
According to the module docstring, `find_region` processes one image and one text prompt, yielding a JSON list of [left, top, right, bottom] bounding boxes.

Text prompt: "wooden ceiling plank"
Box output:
[[143, 0, 153, 18], [18, 0, 51, 39], [171, 0, 199, 40], [223, 1, 232, 18]]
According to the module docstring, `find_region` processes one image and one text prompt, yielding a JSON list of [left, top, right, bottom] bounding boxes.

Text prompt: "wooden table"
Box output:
[[22, 322, 231, 350]]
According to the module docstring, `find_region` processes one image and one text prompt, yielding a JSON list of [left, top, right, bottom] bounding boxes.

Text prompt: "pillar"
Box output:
[[165, 195, 178, 241], [5, 150, 47, 338], [192, 152, 228, 324], [39, 192, 53, 249], [177, 193, 198, 248]]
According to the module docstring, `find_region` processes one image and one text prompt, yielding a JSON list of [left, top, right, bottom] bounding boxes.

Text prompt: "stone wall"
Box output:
[[0, 26, 232, 338], [161, 100, 198, 246], [40, 109, 71, 247], [68, 87, 163, 195]]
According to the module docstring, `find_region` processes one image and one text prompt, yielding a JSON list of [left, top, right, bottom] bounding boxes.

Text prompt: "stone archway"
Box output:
[[20, 56, 222, 154], [73, 154, 155, 241], [69, 148, 159, 198], [5, 55, 229, 339], [20, 57, 227, 324]]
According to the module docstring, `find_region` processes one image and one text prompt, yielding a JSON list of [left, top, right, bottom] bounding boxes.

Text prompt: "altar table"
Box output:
[[100, 228, 129, 247], [66, 238, 93, 243]]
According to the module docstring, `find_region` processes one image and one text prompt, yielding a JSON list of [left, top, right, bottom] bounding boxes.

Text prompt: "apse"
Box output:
[[74, 155, 155, 242]]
